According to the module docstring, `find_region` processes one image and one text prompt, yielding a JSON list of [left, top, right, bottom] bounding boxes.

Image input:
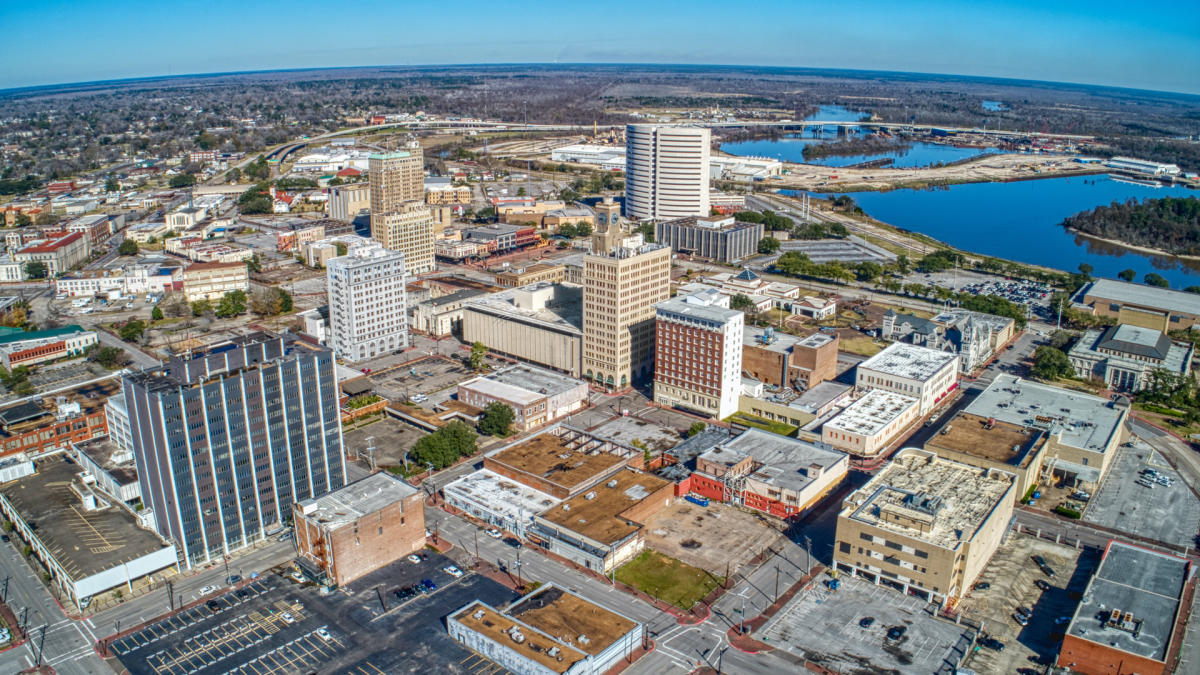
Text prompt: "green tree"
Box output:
[[757, 237, 781, 254], [1118, 268, 1136, 282], [168, 173, 197, 188], [895, 254, 911, 275], [730, 294, 755, 311], [1078, 263, 1094, 277], [215, 290, 247, 318], [516, 187, 526, 197], [278, 289, 293, 313], [575, 223, 593, 238], [634, 222, 655, 243], [191, 299, 213, 317], [85, 344, 127, 369], [119, 319, 146, 342], [468, 341, 488, 372], [246, 254, 262, 274], [334, 243, 348, 257], [105, 177, 120, 193], [1032, 346, 1073, 380], [151, 306, 164, 321], [686, 422, 707, 438], [478, 402, 516, 437], [410, 420, 478, 470], [557, 223, 578, 239], [854, 261, 884, 282], [1185, 286, 1200, 295], [23, 261, 48, 279], [118, 239, 138, 256], [1144, 273, 1170, 288]]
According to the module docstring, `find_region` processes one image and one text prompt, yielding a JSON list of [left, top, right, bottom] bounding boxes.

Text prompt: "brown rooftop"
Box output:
[[537, 470, 670, 546], [508, 586, 637, 657], [490, 433, 627, 494], [927, 412, 1043, 467], [454, 602, 586, 674]]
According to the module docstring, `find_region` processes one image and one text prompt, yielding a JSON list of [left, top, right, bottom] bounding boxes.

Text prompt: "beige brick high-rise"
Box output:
[[369, 144, 436, 274], [373, 202, 435, 274], [582, 233, 671, 390]]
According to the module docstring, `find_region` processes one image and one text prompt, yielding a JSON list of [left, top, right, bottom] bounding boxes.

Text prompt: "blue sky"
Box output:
[[2, 0, 1199, 94]]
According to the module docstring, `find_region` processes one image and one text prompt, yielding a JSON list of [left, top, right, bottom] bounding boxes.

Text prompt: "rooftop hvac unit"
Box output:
[[585, 492, 596, 500], [607, 480, 618, 488]]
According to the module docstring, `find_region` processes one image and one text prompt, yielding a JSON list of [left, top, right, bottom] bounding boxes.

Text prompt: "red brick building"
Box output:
[[293, 472, 425, 587], [653, 293, 744, 419], [0, 379, 116, 458]]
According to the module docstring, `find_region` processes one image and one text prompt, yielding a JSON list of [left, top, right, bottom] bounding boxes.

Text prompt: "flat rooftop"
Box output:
[[297, 472, 417, 530], [1067, 541, 1190, 662], [0, 377, 121, 437], [537, 469, 670, 545], [823, 390, 918, 438], [508, 585, 637, 657], [797, 333, 835, 349], [778, 235, 897, 264], [791, 381, 853, 414], [844, 449, 1014, 550], [743, 326, 804, 353], [463, 364, 583, 403], [655, 296, 742, 325], [858, 342, 958, 382], [1076, 278, 1200, 316], [488, 430, 628, 494], [0, 454, 172, 581], [443, 469, 561, 521], [965, 375, 1127, 454], [453, 602, 587, 674], [727, 428, 846, 493], [464, 282, 583, 335], [73, 436, 138, 485], [927, 412, 1045, 468], [932, 308, 1015, 334]]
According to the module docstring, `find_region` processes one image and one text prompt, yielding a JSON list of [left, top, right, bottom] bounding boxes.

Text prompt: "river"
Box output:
[[782, 176, 1200, 287]]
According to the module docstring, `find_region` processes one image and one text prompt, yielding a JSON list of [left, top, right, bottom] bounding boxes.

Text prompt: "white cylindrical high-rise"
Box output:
[[624, 124, 711, 221]]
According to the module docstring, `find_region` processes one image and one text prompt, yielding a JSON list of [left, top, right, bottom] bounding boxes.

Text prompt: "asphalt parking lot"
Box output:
[[957, 534, 1097, 674], [111, 552, 519, 675], [759, 576, 973, 674], [643, 501, 783, 574], [342, 417, 427, 469], [367, 354, 506, 402], [1083, 441, 1200, 548]]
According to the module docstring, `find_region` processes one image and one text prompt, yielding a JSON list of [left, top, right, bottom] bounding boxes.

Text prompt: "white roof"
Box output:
[[858, 342, 958, 382], [824, 390, 918, 437]]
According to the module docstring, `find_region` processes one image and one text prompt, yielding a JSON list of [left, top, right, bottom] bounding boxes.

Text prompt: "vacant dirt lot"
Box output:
[[642, 501, 783, 575]]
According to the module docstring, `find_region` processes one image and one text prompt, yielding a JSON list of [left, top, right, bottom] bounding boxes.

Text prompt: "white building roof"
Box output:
[[443, 469, 561, 523], [297, 472, 416, 530], [858, 342, 958, 382], [824, 390, 918, 438], [965, 374, 1127, 454]]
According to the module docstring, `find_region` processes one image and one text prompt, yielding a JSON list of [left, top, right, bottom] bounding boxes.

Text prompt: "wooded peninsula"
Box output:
[[1060, 196, 1200, 256]]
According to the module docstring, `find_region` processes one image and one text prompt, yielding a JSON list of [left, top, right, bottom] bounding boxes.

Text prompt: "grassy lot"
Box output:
[[615, 550, 724, 610], [725, 412, 797, 437], [838, 335, 884, 357], [1132, 404, 1200, 439]]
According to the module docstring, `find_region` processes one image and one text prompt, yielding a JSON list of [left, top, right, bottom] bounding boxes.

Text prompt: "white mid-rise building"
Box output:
[[856, 343, 959, 415], [326, 244, 409, 361], [625, 124, 711, 221]]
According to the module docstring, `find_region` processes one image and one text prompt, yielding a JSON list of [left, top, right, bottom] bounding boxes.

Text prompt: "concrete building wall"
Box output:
[[462, 308, 582, 377], [582, 245, 671, 390], [625, 125, 711, 221]]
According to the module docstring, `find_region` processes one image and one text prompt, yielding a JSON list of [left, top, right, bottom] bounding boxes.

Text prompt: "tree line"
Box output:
[[1060, 197, 1200, 255]]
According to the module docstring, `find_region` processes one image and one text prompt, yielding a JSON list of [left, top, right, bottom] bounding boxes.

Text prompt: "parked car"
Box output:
[[1055, 616, 1072, 625], [1013, 613, 1029, 626], [206, 600, 222, 613], [281, 612, 295, 624], [1035, 579, 1052, 592], [316, 628, 332, 641], [407, 554, 421, 564], [980, 637, 1005, 651], [859, 617, 875, 628], [973, 582, 990, 590], [226, 575, 242, 585], [504, 537, 523, 549], [443, 565, 464, 578], [200, 585, 218, 596], [1032, 555, 1056, 577], [421, 578, 437, 592], [886, 625, 906, 641], [485, 528, 503, 539]]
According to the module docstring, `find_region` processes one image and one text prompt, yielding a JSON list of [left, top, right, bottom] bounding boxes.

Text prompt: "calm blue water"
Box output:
[[781, 176, 1200, 287], [982, 100, 1007, 111], [722, 136, 993, 168], [807, 105, 867, 122]]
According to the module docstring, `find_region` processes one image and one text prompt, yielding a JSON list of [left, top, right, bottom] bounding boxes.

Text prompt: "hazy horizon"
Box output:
[[1, 0, 1198, 95]]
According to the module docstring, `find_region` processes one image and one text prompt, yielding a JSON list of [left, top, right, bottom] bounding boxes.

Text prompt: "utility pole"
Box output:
[[474, 530, 479, 559], [35, 624, 46, 666], [167, 580, 174, 612], [1057, 296, 1064, 330], [803, 535, 813, 576], [775, 566, 781, 603]]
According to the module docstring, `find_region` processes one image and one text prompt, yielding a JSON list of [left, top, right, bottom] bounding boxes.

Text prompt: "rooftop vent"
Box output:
[[607, 479, 618, 488], [578, 634, 590, 646], [562, 504, 570, 511], [473, 610, 485, 620], [585, 491, 596, 500]]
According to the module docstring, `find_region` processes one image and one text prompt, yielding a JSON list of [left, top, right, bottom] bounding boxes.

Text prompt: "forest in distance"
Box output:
[[1060, 196, 1200, 256]]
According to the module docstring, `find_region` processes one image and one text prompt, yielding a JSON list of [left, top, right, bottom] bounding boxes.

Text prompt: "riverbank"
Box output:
[[769, 152, 1105, 193], [1066, 229, 1200, 264]]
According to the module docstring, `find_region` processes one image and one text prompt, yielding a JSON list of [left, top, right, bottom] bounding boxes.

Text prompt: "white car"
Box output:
[[485, 528, 503, 539], [281, 612, 295, 624], [200, 585, 218, 596], [443, 565, 464, 578], [315, 627, 332, 641], [407, 554, 422, 564]]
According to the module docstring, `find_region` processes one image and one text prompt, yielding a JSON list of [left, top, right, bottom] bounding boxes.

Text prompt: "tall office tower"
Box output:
[[368, 145, 424, 214], [369, 143, 435, 274], [582, 233, 671, 390], [372, 201, 436, 275], [624, 124, 711, 221], [123, 333, 346, 567], [327, 243, 409, 361], [653, 291, 744, 419]]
